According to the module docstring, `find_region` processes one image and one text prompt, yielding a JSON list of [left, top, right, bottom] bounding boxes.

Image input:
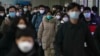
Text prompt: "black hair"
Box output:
[[80, 5, 84, 8], [52, 5, 57, 8], [10, 16, 29, 29], [8, 6, 17, 11], [16, 3, 20, 5], [84, 7, 91, 11], [46, 11, 53, 15], [38, 5, 45, 8], [62, 13, 69, 18], [28, 3, 32, 6], [67, 2, 81, 11], [92, 6, 98, 12], [55, 11, 62, 15], [0, 6, 5, 11], [15, 28, 35, 40]]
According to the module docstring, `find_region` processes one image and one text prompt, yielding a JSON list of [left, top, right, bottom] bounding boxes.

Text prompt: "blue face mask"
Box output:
[[9, 12, 16, 18], [68, 11, 80, 20], [46, 15, 52, 20], [83, 12, 91, 18]]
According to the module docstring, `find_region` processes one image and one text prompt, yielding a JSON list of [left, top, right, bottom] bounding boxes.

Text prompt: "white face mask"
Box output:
[[68, 11, 80, 19], [18, 42, 34, 53], [39, 10, 45, 14], [17, 24, 26, 29], [56, 15, 61, 19], [63, 17, 69, 22], [81, 8, 84, 12], [16, 12, 20, 16], [23, 8, 28, 12], [0, 13, 4, 16]]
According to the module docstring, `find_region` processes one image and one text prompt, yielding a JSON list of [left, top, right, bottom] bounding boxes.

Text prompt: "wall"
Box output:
[[0, 0, 16, 5], [31, 0, 72, 7]]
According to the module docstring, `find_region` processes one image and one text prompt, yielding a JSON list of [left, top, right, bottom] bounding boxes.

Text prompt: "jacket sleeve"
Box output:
[[38, 21, 44, 42], [31, 15, 37, 24], [54, 24, 64, 56], [94, 26, 100, 43], [85, 25, 100, 56]]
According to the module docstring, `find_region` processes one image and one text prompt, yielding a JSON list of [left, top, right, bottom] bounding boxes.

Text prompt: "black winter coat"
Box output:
[[54, 21, 100, 56]]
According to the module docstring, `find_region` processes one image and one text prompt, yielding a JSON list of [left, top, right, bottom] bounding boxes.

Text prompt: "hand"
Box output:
[[38, 39, 42, 46], [4, 18, 10, 25]]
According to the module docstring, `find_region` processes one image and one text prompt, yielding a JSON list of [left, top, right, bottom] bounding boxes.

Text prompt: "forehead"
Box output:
[[9, 8, 16, 11], [18, 36, 33, 40], [84, 10, 91, 12], [57, 12, 61, 14], [68, 7, 80, 11], [40, 7, 45, 9]]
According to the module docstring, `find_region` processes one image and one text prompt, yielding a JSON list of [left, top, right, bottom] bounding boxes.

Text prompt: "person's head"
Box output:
[[31, 7, 38, 14], [67, 2, 81, 24], [11, 16, 28, 29], [92, 6, 98, 15], [45, 6, 50, 13], [16, 8, 23, 16], [8, 6, 17, 18], [38, 5, 45, 14], [15, 3, 20, 8], [80, 5, 84, 12], [46, 11, 53, 20], [23, 5, 28, 12], [52, 5, 57, 11], [28, 4, 32, 11], [55, 11, 62, 20], [83, 7, 91, 21], [62, 13, 69, 22], [15, 28, 35, 53], [0, 6, 5, 16]]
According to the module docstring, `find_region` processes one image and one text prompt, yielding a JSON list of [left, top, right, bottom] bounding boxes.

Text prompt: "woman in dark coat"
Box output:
[[6, 28, 39, 56], [0, 16, 36, 56]]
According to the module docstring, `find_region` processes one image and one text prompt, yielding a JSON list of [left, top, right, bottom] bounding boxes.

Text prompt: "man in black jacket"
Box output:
[[54, 2, 100, 56]]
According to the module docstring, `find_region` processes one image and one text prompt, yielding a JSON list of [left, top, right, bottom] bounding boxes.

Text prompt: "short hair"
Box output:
[[84, 7, 91, 11], [92, 6, 98, 12], [38, 5, 45, 8], [67, 2, 81, 11], [0, 6, 5, 11], [15, 28, 35, 40], [8, 6, 17, 11]]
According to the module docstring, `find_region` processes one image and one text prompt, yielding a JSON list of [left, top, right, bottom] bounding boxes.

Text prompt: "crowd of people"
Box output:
[[0, 2, 100, 56]]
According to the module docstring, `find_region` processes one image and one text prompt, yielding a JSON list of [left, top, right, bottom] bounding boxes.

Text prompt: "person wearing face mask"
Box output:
[[16, 9, 22, 17], [0, 6, 6, 39], [82, 7, 97, 35], [6, 28, 39, 56], [52, 5, 58, 15], [61, 13, 69, 24], [55, 12, 62, 26], [0, 16, 36, 56], [38, 11, 57, 56], [31, 7, 38, 15], [0, 6, 6, 25], [30, 7, 38, 23], [54, 3, 100, 56], [23, 5, 32, 22], [31, 5, 46, 32], [0, 6, 17, 37], [92, 6, 100, 25]]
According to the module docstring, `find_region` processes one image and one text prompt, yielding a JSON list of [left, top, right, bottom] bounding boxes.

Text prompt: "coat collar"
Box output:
[[44, 16, 56, 23], [67, 21, 81, 29]]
